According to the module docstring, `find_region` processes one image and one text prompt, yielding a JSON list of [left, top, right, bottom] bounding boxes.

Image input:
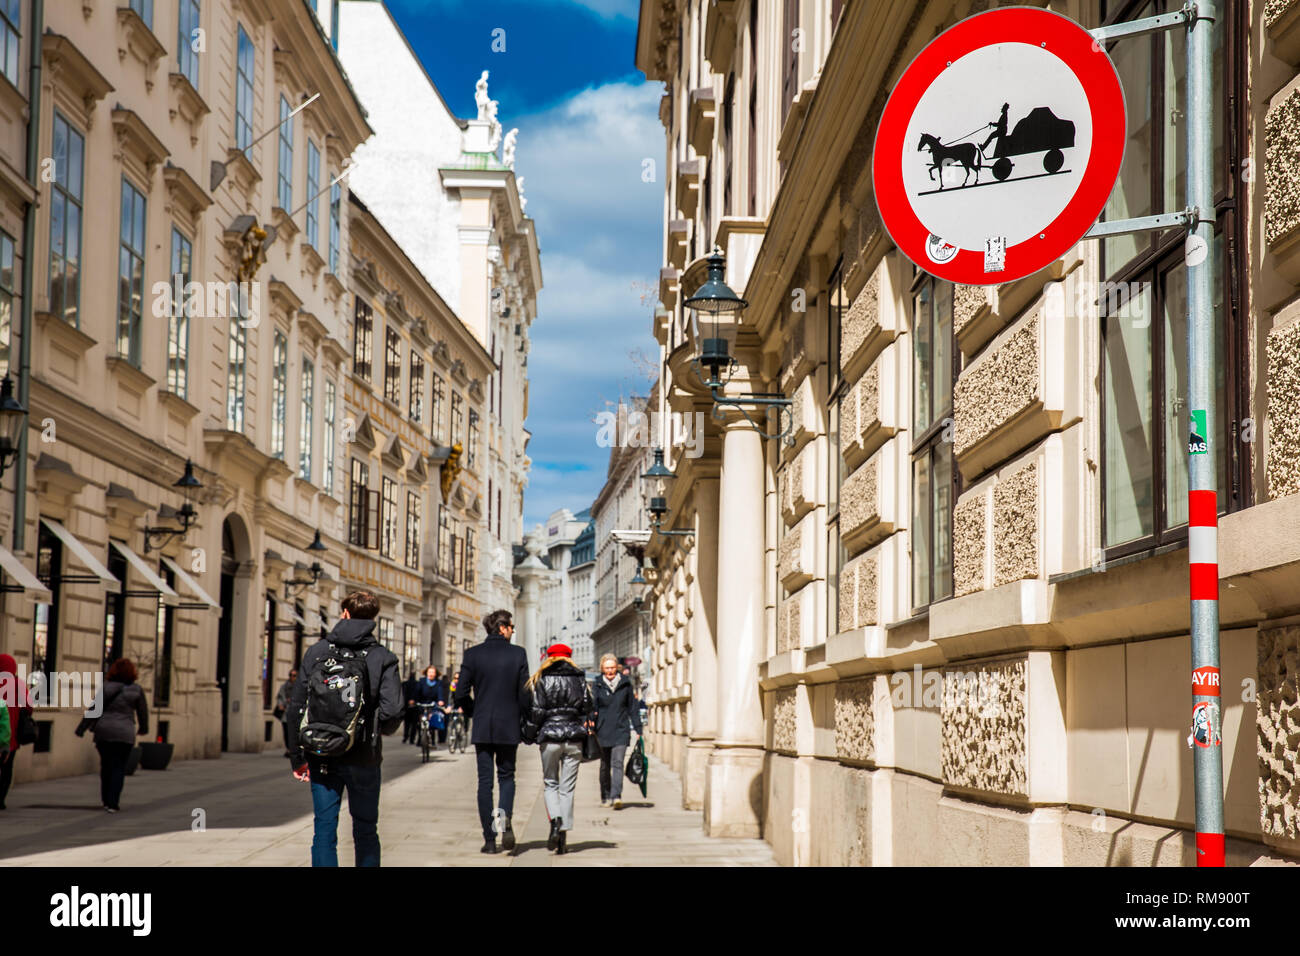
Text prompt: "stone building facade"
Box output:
[[636, 0, 1300, 864], [342, 193, 492, 681], [337, 1, 541, 642], [0, 0, 369, 779]]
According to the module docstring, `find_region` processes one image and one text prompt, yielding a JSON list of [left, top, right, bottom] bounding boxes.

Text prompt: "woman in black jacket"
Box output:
[[592, 653, 642, 809], [521, 643, 592, 854], [75, 658, 149, 812]]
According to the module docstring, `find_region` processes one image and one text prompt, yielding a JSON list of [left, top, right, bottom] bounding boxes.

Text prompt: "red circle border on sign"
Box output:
[[872, 7, 1127, 286]]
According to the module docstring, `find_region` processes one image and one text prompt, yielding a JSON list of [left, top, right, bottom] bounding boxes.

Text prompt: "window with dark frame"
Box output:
[[277, 95, 293, 211], [271, 330, 287, 459], [451, 391, 464, 447], [384, 327, 402, 405], [349, 458, 369, 546], [31, 523, 62, 690], [409, 351, 425, 424], [353, 298, 373, 380], [1097, 0, 1242, 558], [432, 373, 446, 443], [464, 528, 476, 593], [0, 0, 19, 88], [154, 563, 175, 708], [103, 545, 128, 671], [468, 410, 479, 468], [262, 593, 275, 711], [826, 257, 847, 636], [405, 491, 421, 570], [911, 273, 956, 612], [439, 507, 452, 578], [178, 0, 201, 90], [235, 25, 254, 151], [168, 228, 192, 398], [49, 111, 85, 327], [0, 231, 14, 379], [381, 476, 398, 560], [117, 179, 147, 366], [306, 140, 320, 248]]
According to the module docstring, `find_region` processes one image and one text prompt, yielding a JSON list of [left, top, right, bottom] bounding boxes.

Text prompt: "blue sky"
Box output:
[[384, 0, 662, 531]]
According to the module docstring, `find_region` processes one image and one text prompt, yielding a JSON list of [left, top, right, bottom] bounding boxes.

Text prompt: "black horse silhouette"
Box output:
[[917, 133, 981, 189]]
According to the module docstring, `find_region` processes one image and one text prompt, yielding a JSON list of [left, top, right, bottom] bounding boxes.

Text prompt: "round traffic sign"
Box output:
[[872, 7, 1126, 286]]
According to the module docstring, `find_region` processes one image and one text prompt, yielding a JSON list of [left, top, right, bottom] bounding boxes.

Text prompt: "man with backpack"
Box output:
[[454, 609, 529, 854], [286, 590, 404, 867]]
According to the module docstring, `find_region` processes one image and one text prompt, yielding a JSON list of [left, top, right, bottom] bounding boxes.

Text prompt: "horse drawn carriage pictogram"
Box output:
[[917, 104, 1076, 193]]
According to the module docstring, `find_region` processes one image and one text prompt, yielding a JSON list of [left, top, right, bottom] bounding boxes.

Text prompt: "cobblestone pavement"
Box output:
[[0, 739, 777, 867]]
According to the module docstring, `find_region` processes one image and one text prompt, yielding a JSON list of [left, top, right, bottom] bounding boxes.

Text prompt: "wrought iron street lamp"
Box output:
[[284, 529, 328, 599], [144, 460, 202, 553], [684, 247, 793, 444], [0, 374, 26, 480], [641, 448, 692, 542]]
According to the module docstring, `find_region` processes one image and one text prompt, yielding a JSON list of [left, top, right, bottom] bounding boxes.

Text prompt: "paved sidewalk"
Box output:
[[0, 739, 776, 867]]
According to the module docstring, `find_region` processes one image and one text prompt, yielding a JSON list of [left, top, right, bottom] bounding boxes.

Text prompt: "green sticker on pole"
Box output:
[[1189, 409, 1208, 455]]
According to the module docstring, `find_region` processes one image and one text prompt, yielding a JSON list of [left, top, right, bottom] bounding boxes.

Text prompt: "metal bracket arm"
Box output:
[[1084, 209, 1193, 239], [1089, 8, 1189, 43]]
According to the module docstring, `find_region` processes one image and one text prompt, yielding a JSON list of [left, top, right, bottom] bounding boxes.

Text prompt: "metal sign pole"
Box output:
[[1184, 0, 1225, 868]]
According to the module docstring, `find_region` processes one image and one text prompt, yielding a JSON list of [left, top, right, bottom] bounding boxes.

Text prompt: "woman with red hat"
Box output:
[[0, 654, 32, 810], [521, 642, 593, 854]]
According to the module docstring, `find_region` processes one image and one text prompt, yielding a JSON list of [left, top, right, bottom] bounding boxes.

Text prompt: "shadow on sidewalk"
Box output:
[[0, 744, 452, 862]]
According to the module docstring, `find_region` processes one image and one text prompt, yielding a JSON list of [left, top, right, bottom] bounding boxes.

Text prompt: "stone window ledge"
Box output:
[[928, 579, 1053, 658], [37, 310, 96, 357], [1268, 0, 1300, 68]]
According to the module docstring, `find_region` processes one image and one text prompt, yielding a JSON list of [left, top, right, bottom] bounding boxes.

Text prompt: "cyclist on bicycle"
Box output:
[[414, 666, 445, 745]]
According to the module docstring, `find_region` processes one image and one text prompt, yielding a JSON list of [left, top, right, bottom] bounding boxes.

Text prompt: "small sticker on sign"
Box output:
[[984, 236, 1007, 273], [926, 234, 959, 264], [1188, 700, 1221, 749], [1189, 409, 1208, 455]]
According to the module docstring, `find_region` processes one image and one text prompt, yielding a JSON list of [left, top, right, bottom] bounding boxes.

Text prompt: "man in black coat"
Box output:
[[401, 670, 420, 744], [454, 609, 528, 854], [286, 591, 404, 867]]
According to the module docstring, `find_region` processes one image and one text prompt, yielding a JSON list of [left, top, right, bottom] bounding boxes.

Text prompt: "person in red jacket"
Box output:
[[0, 654, 33, 810]]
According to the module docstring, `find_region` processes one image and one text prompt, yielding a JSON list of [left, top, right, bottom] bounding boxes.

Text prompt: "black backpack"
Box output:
[[299, 643, 372, 757]]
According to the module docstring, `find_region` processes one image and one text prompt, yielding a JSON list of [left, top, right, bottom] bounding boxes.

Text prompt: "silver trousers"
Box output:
[[539, 740, 583, 831]]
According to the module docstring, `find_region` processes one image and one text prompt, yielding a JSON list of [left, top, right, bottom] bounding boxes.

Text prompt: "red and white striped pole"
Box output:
[[1185, 0, 1225, 867]]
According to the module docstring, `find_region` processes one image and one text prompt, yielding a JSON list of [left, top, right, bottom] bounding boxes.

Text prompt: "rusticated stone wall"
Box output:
[[953, 284, 987, 336], [778, 516, 803, 582], [940, 657, 1028, 796], [840, 453, 879, 540], [838, 549, 878, 632], [1259, 624, 1300, 839], [953, 314, 1039, 458], [1267, 320, 1300, 499], [993, 463, 1039, 586], [841, 269, 880, 370], [953, 494, 986, 597], [772, 687, 797, 753], [834, 677, 875, 763], [1266, 0, 1297, 28], [778, 589, 804, 654], [1265, 86, 1300, 247]]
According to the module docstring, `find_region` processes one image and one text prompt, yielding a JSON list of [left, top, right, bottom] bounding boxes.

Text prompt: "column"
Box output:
[[684, 476, 719, 809], [705, 418, 766, 837]]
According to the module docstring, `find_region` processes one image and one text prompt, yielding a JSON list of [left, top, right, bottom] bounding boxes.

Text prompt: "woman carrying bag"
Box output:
[[0, 653, 34, 811], [592, 653, 642, 809], [520, 643, 593, 854], [76, 658, 149, 812]]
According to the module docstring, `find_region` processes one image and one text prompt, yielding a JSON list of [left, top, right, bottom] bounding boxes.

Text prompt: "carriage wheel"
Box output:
[[1044, 149, 1064, 174], [992, 158, 1012, 181]]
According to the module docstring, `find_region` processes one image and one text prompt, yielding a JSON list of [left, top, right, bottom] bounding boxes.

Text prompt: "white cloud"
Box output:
[[509, 79, 663, 526]]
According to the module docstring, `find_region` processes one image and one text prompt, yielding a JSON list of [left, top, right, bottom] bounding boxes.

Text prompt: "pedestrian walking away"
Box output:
[[285, 590, 404, 867], [592, 653, 642, 809], [0, 654, 34, 810], [274, 668, 298, 756], [454, 609, 528, 854], [402, 670, 420, 744], [75, 658, 149, 812], [521, 643, 593, 854]]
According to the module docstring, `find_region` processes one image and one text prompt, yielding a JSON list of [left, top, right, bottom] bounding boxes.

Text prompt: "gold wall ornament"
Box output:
[[238, 223, 268, 283], [440, 442, 464, 502]]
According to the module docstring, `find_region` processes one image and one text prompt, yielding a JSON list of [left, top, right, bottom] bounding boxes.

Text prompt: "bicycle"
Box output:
[[445, 708, 468, 754], [415, 703, 441, 763]]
